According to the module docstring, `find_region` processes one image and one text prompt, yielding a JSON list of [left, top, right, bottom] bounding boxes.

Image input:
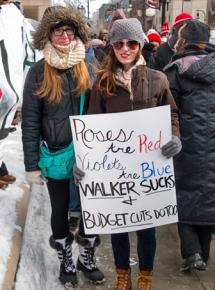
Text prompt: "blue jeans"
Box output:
[[111, 228, 156, 270], [69, 178, 81, 218]]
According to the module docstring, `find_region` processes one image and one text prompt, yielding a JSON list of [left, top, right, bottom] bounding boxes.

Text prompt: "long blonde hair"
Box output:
[[35, 61, 91, 103]]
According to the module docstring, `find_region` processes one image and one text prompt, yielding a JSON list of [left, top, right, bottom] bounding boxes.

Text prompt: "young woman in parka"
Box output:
[[21, 5, 105, 289], [164, 19, 215, 273], [74, 18, 181, 290]]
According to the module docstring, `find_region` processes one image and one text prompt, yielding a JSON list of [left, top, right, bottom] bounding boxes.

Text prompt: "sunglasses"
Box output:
[[112, 40, 139, 50]]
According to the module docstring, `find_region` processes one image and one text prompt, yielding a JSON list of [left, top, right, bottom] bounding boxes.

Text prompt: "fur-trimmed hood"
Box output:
[[32, 5, 89, 50]]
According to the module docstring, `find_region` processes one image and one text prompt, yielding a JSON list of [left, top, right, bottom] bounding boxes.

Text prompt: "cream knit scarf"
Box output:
[[116, 55, 146, 101], [43, 37, 85, 69]]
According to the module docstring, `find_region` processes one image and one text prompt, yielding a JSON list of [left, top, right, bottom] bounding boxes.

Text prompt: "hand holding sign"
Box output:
[[73, 163, 85, 185], [161, 135, 182, 159]]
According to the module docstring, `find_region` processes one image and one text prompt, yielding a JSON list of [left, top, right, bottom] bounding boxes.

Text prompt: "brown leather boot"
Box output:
[[0, 174, 16, 184], [114, 268, 132, 290], [137, 270, 153, 290], [0, 180, 8, 190]]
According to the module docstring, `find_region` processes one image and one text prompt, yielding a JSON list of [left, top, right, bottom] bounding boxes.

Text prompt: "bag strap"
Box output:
[[147, 68, 153, 108], [79, 92, 85, 115]]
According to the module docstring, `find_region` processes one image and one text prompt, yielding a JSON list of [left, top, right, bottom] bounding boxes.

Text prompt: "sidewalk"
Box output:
[[1, 185, 30, 290], [3, 127, 214, 290], [7, 188, 215, 290], [77, 224, 215, 290], [13, 179, 215, 289]]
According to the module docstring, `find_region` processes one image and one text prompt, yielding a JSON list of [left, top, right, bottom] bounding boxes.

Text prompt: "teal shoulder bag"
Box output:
[[38, 92, 85, 180]]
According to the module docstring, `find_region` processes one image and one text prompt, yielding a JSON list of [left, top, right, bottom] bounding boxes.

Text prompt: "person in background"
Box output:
[[99, 29, 108, 46], [164, 19, 215, 273], [22, 5, 105, 289], [0, 162, 16, 185], [160, 21, 170, 43], [154, 12, 193, 71], [74, 18, 181, 290], [86, 38, 106, 64], [147, 29, 161, 52], [141, 41, 156, 68], [100, 9, 127, 57], [108, 8, 126, 31]]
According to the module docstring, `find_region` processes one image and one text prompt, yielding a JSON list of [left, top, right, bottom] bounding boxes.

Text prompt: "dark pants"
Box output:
[[47, 178, 96, 239], [111, 228, 156, 270], [178, 223, 213, 262], [69, 178, 81, 216]]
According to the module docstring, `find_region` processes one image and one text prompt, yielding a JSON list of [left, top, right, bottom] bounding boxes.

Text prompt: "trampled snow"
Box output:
[[0, 126, 81, 290], [0, 126, 25, 287]]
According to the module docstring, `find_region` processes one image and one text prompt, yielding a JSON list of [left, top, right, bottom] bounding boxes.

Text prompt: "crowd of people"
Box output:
[[1, 2, 215, 290]]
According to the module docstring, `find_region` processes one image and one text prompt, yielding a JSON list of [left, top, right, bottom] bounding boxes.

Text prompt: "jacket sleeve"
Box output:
[[21, 65, 43, 171], [159, 73, 180, 138], [164, 65, 182, 109]]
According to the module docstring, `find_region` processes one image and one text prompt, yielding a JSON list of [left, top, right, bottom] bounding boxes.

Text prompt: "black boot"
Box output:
[[181, 253, 206, 272], [75, 233, 105, 284], [55, 235, 78, 287]]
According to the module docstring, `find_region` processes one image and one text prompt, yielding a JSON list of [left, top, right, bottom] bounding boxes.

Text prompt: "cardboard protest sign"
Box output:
[[70, 105, 178, 234]]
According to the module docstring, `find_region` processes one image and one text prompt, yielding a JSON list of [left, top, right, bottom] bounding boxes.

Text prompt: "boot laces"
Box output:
[[137, 272, 152, 289], [116, 272, 129, 289], [82, 247, 96, 270], [63, 244, 76, 273]]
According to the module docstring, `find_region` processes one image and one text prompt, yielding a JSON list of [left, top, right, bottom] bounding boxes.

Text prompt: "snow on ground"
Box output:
[[0, 125, 25, 287], [14, 180, 85, 290], [0, 125, 77, 290], [7, 126, 86, 290], [1, 125, 105, 290]]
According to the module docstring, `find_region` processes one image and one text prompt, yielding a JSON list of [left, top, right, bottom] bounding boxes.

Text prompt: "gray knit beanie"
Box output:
[[109, 18, 145, 49]]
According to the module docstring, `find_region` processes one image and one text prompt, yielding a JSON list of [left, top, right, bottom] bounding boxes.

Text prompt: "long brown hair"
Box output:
[[35, 61, 91, 103], [94, 46, 141, 97]]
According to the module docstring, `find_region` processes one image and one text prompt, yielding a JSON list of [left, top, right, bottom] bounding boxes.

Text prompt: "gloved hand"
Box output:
[[161, 135, 182, 158], [73, 163, 85, 185], [25, 170, 43, 185]]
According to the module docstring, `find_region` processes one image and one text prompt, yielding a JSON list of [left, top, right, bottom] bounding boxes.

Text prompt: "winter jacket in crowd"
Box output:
[[22, 56, 96, 172], [141, 42, 156, 68], [22, 5, 97, 172], [164, 39, 215, 225], [153, 41, 174, 71]]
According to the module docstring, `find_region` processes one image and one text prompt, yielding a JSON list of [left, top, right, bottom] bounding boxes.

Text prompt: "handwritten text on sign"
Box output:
[[70, 106, 178, 234]]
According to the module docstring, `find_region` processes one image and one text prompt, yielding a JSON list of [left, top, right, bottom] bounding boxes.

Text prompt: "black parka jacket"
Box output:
[[22, 57, 96, 172], [164, 51, 215, 225]]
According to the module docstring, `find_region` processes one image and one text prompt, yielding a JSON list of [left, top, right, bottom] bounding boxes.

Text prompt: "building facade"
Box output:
[[154, 0, 214, 32], [21, 0, 53, 20]]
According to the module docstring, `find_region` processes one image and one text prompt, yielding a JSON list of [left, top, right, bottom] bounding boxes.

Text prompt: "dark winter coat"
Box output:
[[164, 52, 215, 225], [22, 57, 96, 172], [88, 64, 180, 138], [142, 42, 155, 68], [153, 41, 174, 71]]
